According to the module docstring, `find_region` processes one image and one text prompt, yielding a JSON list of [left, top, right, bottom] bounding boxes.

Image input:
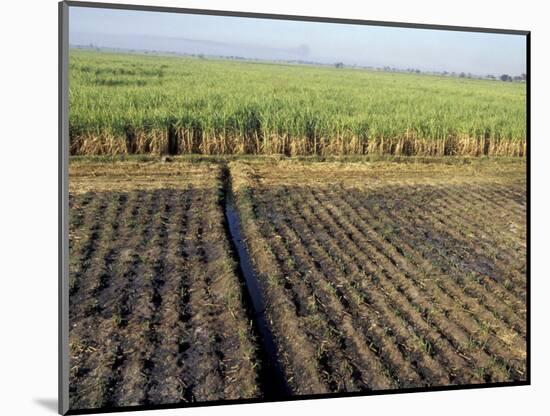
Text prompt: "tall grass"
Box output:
[[69, 49, 527, 156]]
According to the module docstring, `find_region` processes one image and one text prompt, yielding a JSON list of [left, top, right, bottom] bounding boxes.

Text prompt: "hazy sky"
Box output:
[[69, 6, 526, 75]]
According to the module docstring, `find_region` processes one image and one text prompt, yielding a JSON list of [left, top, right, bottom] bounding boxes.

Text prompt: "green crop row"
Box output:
[[69, 49, 527, 156]]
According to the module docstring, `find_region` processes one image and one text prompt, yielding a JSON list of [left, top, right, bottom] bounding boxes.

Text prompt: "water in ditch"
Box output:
[[222, 169, 291, 399]]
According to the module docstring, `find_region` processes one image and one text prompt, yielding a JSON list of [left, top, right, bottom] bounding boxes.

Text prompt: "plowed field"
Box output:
[[68, 157, 527, 410], [230, 159, 527, 393], [68, 161, 260, 410]]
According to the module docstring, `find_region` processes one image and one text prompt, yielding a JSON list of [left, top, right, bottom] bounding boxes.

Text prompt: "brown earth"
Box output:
[[68, 157, 527, 409], [229, 159, 527, 393], [68, 161, 260, 410]]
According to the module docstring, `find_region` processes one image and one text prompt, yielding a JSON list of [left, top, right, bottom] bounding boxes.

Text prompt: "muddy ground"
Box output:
[[230, 159, 527, 394], [68, 161, 260, 410], [68, 157, 527, 410]]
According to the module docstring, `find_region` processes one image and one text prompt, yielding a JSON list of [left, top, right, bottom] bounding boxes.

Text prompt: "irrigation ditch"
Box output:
[[220, 164, 291, 399]]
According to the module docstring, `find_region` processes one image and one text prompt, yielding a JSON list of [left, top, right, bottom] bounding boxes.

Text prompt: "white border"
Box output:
[[2, 1, 547, 415]]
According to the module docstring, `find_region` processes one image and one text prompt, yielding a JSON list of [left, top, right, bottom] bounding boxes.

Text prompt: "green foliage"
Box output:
[[69, 49, 526, 156]]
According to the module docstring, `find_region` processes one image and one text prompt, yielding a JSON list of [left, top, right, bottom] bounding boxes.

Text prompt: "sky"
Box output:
[[69, 6, 526, 76]]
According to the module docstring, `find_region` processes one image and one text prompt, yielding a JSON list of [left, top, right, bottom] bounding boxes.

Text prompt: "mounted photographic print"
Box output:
[[58, 1, 530, 414]]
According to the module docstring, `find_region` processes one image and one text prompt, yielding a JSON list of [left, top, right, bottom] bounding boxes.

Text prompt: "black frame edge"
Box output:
[[59, 1, 70, 415], [66, 381, 530, 415], [525, 31, 531, 386]]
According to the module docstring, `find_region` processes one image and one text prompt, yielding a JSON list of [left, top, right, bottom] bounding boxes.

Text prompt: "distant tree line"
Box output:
[[497, 73, 526, 82], [72, 44, 527, 83], [371, 65, 527, 82]]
